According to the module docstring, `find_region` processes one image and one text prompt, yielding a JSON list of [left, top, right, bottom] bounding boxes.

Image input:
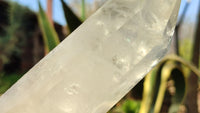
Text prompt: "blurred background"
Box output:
[[0, 0, 200, 113]]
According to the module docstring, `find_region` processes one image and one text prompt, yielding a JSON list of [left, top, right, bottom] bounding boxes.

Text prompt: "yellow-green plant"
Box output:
[[139, 55, 200, 113], [38, 1, 60, 54]]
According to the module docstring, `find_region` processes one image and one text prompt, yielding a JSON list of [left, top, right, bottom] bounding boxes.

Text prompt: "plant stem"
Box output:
[[163, 55, 200, 78], [81, 0, 86, 21]]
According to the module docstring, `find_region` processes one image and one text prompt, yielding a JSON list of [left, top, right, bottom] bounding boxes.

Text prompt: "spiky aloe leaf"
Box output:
[[37, 2, 60, 54], [61, 0, 82, 32]]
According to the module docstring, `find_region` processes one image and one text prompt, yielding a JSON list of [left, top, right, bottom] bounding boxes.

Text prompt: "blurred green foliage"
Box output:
[[0, 1, 38, 66], [180, 38, 193, 61], [0, 1, 10, 36], [122, 99, 141, 113], [0, 73, 22, 94]]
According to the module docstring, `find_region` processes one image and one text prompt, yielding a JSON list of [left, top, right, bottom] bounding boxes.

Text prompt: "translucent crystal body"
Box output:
[[0, 0, 181, 113]]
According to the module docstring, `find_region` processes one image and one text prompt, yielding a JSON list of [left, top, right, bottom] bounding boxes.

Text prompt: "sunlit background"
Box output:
[[1, 0, 200, 113], [11, 0, 199, 24]]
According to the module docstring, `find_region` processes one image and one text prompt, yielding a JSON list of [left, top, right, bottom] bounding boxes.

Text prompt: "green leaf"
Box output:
[[38, 2, 60, 54], [61, 0, 82, 33], [0, 73, 22, 94], [122, 99, 141, 113]]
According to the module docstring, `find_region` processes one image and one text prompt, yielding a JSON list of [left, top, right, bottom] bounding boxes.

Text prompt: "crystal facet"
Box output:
[[0, 0, 181, 113]]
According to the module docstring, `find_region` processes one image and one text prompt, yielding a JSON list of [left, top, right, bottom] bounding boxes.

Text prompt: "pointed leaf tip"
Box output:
[[61, 0, 82, 33]]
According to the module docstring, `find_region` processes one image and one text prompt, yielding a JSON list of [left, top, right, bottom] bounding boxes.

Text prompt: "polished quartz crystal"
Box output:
[[0, 0, 181, 113]]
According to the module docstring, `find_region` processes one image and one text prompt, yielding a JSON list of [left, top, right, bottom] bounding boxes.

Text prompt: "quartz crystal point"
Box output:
[[0, 0, 181, 113]]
